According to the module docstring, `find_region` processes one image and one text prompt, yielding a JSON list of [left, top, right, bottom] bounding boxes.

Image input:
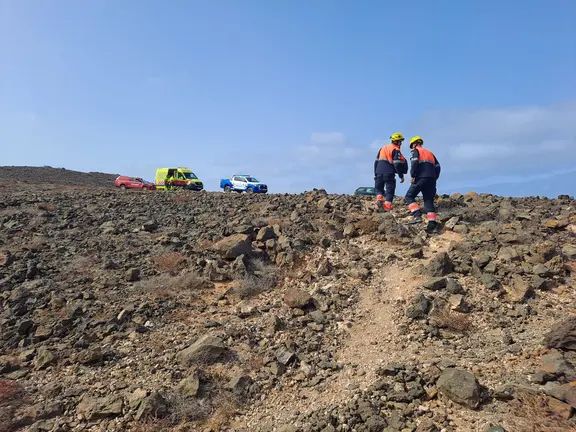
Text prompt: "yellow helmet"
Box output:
[[410, 136, 423, 148], [390, 132, 404, 142]]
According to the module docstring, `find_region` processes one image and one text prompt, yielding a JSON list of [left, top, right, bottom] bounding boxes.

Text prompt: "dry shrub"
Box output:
[[164, 393, 213, 423], [430, 308, 473, 334], [21, 240, 49, 252], [130, 419, 173, 432], [54, 307, 74, 319], [242, 354, 264, 373], [232, 276, 268, 300], [146, 334, 170, 355], [65, 254, 98, 277], [200, 392, 239, 430], [139, 272, 208, 301], [140, 387, 239, 430], [0, 379, 25, 431], [38, 203, 57, 212], [508, 393, 576, 431], [153, 252, 188, 275], [0, 379, 23, 404], [231, 259, 278, 300]]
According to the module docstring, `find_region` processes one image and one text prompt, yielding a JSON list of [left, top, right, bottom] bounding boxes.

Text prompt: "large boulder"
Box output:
[[76, 395, 124, 421], [256, 225, 279, 242], [211, 234, 253, 259], [436, 368, 482, 409], [378, 213, 412, 244], [544, 316, 576, 351], [504, 275, 535, 303], [176, 334, 228, 366], [424, 252, 454, 277]]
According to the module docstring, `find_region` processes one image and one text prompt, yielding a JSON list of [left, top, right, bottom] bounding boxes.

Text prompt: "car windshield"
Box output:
[[245, 177, 258, 182], [183, 172, 198, 180], [135, 178, 143, 182]]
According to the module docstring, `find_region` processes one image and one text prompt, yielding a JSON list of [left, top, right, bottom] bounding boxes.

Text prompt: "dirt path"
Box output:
[[324, 232, 463, 390], [234, 230, 459, 431]]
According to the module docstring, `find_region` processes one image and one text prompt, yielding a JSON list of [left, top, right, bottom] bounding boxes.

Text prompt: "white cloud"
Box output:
[[406, 101, 576, 172], [448, 143, 516, 161], [295, 133, 372, 171], [283, 102, 576, 194], [408, 103, 575, 141]]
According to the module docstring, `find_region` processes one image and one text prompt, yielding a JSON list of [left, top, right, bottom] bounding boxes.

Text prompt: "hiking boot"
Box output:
[[376, 200, 384, 211], [425, 221, 438, 234]]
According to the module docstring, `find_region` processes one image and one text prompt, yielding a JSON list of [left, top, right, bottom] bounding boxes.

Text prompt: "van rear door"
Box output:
[[155, 169, 167, 186]]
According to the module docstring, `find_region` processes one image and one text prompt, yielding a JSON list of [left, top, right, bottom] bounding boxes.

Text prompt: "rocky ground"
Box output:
[[0, 181, 575, 432]]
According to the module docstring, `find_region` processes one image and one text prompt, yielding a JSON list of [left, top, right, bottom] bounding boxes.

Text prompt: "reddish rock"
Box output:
[[283, 288, 313, 309]]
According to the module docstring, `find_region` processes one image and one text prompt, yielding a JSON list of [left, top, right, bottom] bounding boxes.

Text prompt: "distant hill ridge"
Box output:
[[0, 166, 119, 188]]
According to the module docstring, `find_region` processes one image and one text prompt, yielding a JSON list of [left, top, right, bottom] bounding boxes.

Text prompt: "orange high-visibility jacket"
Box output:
[[410, 147, 441, 179], [374, 144, 408, 177]]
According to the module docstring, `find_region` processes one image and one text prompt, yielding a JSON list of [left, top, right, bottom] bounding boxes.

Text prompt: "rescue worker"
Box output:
[[404, 136, 441, 233], [165, 174, 174, 191], [374, 132, 408, 211]]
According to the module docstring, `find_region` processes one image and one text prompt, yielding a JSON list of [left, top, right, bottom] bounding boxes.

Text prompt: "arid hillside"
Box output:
[[0, 166, 119, 189], [0, 184, 575, 432]]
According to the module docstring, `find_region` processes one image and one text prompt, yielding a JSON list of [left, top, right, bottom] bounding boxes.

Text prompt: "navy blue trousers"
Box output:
[[375, 174, 396, 202], [405, 177, 437, 216]]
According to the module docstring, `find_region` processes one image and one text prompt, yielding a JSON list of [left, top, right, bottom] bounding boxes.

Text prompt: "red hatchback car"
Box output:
[[114, 176, 156, 190]]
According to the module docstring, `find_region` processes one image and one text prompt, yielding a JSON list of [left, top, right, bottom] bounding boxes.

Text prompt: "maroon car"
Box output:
[[114, 176, 156, 190]]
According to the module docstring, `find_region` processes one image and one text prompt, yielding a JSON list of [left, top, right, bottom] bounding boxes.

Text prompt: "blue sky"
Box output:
[[1, 0, 575, 196]]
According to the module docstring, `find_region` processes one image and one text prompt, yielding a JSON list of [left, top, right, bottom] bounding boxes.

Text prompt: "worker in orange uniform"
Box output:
[[374, 132, 408, 211], [404, 136, 441, 233]]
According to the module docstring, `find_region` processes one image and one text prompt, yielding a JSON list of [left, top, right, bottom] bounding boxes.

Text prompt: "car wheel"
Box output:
[[246, 187, 253, 194], [120, 184, 127, 190], [224, 185, 231, 193], [142, 186, 148, 191]]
